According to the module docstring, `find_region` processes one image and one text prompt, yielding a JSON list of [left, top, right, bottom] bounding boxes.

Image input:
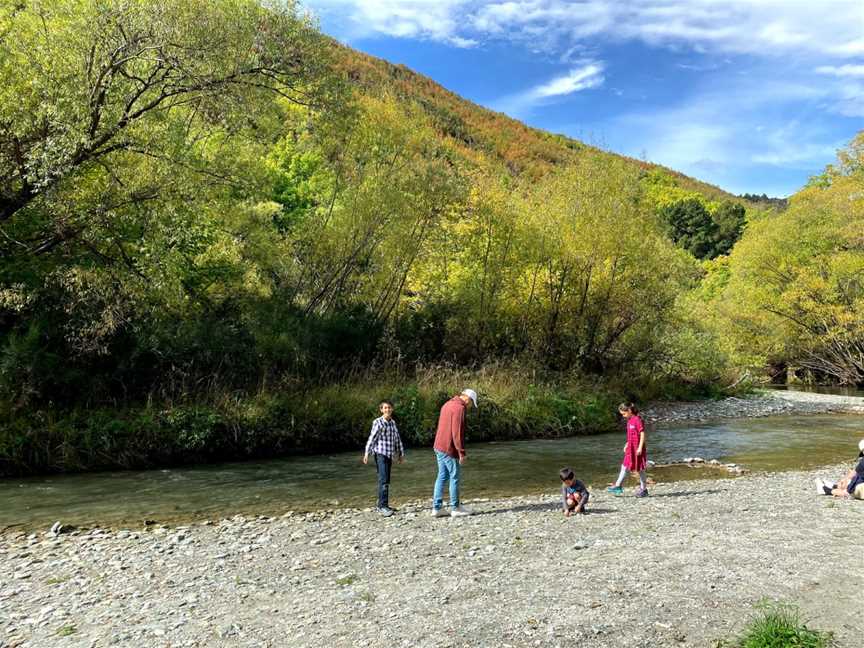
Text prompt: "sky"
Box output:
[[302, 0, 864, 197]]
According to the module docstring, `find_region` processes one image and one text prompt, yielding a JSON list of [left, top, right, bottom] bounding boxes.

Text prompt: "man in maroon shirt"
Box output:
[[432, 388, 477, 517]]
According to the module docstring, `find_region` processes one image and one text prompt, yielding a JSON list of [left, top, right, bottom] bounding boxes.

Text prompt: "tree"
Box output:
[[0, 0, 339, 238], [716, 133, 864, 384], [659, 198, 719, 260], [0, 0, 343, 400], [712, 201, 746, 256]]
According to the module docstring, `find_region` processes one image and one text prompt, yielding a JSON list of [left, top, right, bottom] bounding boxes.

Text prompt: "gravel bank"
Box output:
[[2, 465, 862, 648], [645, 388, 864, 423]]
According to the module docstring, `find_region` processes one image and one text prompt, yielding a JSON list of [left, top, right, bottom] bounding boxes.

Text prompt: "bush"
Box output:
[[0, 364, 731, 476], [716, 602, 835, 648]]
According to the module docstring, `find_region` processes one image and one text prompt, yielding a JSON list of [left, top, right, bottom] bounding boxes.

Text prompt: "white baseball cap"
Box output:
[[461, 388, 478, 408]]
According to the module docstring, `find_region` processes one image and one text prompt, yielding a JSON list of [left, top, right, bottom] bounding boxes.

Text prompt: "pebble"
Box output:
[[3, 390, 863, 647]]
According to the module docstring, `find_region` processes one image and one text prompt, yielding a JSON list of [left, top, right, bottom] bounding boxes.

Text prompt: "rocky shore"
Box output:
[[2, 464, 862, 648], [645, 387, 864, 423]]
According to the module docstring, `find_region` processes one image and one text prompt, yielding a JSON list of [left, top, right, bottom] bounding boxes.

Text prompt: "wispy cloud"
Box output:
[[531, 64, 604, 98], [306, 0, 476, 47], [595, 77, 849, 195], [816, 64, 864, 78], [492, 61, 604, 116], [306, 1, 864, 61]]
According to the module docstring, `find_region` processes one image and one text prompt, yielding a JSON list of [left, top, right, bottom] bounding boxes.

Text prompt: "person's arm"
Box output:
[[636, 417, 645, 455], [452, 406, 466, 462], [363, 420, 380, 463], [395, 425, 405, 463]]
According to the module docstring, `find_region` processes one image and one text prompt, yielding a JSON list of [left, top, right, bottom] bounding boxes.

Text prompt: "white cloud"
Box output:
[[492, 61, 604, 116], [592, 77, 850, 194], [832, 82, 864, 117], [305, 0, 476, 47], [305, 1, 864, 60], [816, 64, 864, 78], [531, 64, 604, 97]]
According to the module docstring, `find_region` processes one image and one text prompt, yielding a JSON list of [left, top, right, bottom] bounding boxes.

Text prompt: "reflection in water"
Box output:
[[2, 413, 862, 529]]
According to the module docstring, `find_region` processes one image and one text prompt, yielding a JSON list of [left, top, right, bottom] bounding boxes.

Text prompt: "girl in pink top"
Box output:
[[607, 402, 649, 497]]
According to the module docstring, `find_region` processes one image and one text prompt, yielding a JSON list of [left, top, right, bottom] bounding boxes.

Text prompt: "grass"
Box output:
[[56, 625, 77, 637], [335, 574, 359, 586], [0, 365, 623, 476], [0, 362, 728, 477], [716, 602, 835, 648]]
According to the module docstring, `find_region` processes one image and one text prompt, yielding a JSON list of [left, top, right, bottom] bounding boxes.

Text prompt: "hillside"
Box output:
[[336, 46, 742, 203], [5, 0, 807, 479]]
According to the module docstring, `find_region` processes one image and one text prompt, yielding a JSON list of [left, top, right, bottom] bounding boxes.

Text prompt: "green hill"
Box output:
[[336, 46, 742, 203]]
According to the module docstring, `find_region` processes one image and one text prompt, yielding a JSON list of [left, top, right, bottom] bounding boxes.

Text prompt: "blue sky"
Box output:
[[304, 1, 864, 197]]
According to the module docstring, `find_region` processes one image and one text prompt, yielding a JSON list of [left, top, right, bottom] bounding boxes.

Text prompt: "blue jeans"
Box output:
[[374, 453, 392, 509], [433, 450, 460, 509]]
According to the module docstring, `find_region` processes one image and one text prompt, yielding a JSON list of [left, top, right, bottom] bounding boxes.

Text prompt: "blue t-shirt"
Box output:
[[561, 480, 589, 509], [846, 458, 864, 495]]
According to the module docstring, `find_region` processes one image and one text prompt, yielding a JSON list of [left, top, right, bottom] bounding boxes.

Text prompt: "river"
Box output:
[[2, 411, 862, 530]]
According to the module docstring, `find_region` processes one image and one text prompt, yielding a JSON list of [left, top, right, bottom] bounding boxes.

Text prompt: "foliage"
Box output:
[[0, 1, 761, 476], [660, 198, 720, 259], [645, 168, 749, 260], [658, 198, 746, 260], [0, 365, 623, 476], [738, 193, 789, 210], [715, 602, 835, 648], [714, 133, 864, 383], [712, 201, 747, 256]]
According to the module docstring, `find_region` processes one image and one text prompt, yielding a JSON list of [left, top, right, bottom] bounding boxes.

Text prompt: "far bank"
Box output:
[[3, 380, 862, 479]]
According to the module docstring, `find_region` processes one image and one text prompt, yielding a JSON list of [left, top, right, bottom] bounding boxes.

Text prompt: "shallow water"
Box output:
[[2, 412, 862, 530]]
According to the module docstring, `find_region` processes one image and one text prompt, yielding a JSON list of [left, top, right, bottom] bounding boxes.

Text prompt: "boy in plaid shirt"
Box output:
[[363, 400, 405, 517]]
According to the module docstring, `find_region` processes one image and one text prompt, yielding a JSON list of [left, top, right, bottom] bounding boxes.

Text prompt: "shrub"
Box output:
[[716, 602, 835, 648]]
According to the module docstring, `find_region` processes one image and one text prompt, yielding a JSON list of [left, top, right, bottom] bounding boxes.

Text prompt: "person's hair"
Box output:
[[559, 467, 575, 482], [379, 400, 394, 409], [618, 402, 639, 415]]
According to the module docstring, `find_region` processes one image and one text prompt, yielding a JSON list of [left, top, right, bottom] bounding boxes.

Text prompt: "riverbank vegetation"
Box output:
[[717, 602, 836, 648], [0, 0, 861, 476]]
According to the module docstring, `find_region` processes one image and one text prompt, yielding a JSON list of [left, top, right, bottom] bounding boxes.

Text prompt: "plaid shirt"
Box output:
[[364, 416, 405, 458]]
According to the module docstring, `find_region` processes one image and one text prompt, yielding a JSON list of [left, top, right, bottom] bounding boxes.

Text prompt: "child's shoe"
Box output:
[[814, 478, 834, 496], [634, 487, 649, 498], [431, 507, 448, 518], [606, 485, 623, 494], [450, 506, 473, 517], [377, 507, 395, 517]]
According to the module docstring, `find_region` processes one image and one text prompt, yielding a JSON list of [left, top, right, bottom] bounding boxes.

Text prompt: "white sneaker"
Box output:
[[431, 508, 448, 518], [450, 506, 473, 517], [814, 478, 825, 495]]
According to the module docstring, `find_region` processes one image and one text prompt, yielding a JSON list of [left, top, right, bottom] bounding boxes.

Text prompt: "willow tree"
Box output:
[[717, 133, 864, 384], [0, 0, 342, 400], [518, 153, 695, 371]]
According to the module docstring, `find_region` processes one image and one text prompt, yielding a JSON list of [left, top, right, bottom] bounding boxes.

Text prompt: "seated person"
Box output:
[[815, 439, 864, 499]]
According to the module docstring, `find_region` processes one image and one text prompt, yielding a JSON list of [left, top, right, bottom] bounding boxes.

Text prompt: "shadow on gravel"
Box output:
[[474, 504, 617, 516], [647, 489, 724, 498]]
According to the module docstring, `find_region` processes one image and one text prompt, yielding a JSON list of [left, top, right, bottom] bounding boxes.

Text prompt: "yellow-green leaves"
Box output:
[[714, 133, 864, 382]]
